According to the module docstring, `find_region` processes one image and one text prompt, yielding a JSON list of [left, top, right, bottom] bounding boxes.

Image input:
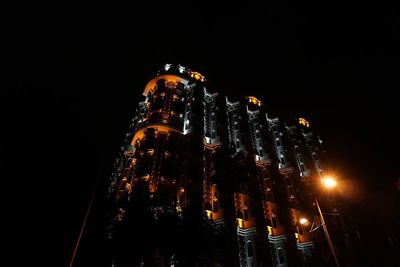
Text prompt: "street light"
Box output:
[[315, 176, 340, 267], [322, 176, 337, 188], [299, 218, 308, 225]]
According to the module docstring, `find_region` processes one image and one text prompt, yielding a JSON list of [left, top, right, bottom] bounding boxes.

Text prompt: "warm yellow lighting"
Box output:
[[165, 81, 177, 89], [131, 124, 180, 147], [205, 210, 212, 219], [141, 175, 150, 181], [248, 96, 262, 106], [267, 226, 273, 235], [299, 218, 308, 225], [125, 183, 132, 191], [143, 75, 189, 96], [237, 218, 244, 228], [322, 176, 337, 188], [298, 117, 310, 127], [189, 71, 206, 82], [295, 233, 300, 240]]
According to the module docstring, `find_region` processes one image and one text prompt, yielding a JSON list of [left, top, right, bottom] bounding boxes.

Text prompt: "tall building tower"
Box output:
[[106, 64, 341, 267]]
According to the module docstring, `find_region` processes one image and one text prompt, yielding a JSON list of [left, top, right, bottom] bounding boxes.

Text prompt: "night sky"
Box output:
[[3, 2, 400, 266]]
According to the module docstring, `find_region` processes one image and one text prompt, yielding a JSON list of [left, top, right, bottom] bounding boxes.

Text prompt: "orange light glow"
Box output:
[[141, 175, 150, 181], [267, 226, 273, 235], [189, 71, 206, 82], [322, 176, 337, 188], [295, 232, 300, 240], [237, 218, 244, 228], [298, 117, 310, 127], [131, 124, 180, 147], [143, 75, 189, 96], [248, 96, 262, 106], [299, 218, 308, 225], [206, 210, 213, 219]]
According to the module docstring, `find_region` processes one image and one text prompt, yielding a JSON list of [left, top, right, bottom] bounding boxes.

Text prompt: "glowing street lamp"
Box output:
[[299, 218, 308, 225], [322, 176, 337, 188]]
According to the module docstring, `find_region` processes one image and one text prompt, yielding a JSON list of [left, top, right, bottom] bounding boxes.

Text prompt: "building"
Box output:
[[106, 64, 343, 266]]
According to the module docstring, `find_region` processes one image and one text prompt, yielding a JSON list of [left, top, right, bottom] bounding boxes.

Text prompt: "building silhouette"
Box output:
[[106, 64, 346, 266]]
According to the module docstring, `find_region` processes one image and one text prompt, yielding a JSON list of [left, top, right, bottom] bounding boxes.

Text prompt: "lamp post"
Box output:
[[316, 176, 340, 267]]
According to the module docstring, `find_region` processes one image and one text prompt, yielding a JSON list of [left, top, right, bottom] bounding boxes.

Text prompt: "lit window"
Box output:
[[189, 71, 206, 82], [267, 226, 273, 235], [299, 118, 310, 127], [237, 219, 244, 228], [248, 96, 262, 106]]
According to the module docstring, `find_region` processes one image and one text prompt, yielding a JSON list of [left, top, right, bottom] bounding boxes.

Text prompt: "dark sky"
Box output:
[[3, 2, 399, 266]]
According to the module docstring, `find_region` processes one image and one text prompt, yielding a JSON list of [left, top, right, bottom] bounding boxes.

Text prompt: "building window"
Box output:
[[247, 241, 253, 257], [278, 247, 285, 263]]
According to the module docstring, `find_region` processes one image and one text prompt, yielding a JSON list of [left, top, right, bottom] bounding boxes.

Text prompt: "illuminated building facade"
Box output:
[[106, 64, 336, 266]]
